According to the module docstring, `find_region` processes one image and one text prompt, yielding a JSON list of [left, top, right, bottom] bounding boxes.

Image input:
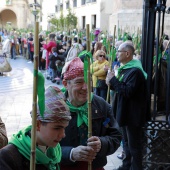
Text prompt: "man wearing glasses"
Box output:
[[106, 42, 147, 170]]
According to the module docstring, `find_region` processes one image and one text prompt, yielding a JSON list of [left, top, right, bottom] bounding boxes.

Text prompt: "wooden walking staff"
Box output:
[[77, 29, 79, 43], [106, 25, 116, 103], [30, 21, 39, 170], [86, 24, 92, 170]]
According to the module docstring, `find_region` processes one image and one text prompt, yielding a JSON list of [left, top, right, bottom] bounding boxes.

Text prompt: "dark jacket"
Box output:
[[0, 144, 48, 170], [27, 37, 33, 52], [39, 37, 44, 56], [58, 46, 71, 62], [0, 117, 8, 149], [60, 94, 122, 170], [110, 67, 147, 127], [49, 53, 58, 69]]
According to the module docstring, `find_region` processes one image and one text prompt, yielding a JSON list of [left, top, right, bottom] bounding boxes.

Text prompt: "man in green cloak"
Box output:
[[106, 42, 148, 170]]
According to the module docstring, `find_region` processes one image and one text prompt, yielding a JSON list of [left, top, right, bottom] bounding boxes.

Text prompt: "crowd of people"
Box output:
[[0, 26, 170, 170]]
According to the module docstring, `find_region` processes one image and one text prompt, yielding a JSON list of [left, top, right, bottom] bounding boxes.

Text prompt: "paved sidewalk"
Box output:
[[0, 55, 122, 170]]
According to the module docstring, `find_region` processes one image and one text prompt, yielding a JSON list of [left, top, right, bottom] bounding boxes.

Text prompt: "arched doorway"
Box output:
[[0, 9, 17, 30]]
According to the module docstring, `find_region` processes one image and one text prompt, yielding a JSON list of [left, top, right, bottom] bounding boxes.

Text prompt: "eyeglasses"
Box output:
[[117, 50, 127, 53], [99, 55, 105, 58]]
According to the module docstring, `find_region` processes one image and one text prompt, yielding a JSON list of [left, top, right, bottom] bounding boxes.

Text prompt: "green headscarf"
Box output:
[[9, 125, 61, 170], [117, 59, 147, 81]]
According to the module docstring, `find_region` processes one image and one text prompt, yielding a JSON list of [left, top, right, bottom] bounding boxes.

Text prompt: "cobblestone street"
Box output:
[[0, 55, 122, 170]]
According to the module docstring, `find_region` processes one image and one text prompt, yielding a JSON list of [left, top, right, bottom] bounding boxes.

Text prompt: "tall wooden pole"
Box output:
[[30, 21, 39, 170], [86, 24, 92, 170], [106, 25, 116, 103]]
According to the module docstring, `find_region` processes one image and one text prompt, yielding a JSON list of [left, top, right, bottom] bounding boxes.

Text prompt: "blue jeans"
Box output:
[[51, 69, 57, 79], [23, 48, 27, 58], [11, 45, 16, 59], [20, 44, 23, 55], [29, 51, 34, 62], [94, 87, 108, 100], [47, 67, 52, 78]]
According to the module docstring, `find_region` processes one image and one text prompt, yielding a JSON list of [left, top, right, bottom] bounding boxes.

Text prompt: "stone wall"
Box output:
[[109, 0, 170, 37]]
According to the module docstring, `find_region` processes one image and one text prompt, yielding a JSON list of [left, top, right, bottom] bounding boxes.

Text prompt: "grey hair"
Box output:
[[123, 43, 135, 55]]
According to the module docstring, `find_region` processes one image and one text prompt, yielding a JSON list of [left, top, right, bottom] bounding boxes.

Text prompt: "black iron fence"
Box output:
[[141, 0, 170, 169]]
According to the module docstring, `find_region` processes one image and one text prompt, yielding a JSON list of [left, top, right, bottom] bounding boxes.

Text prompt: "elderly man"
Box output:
[[0, 86, 71, 170], [60, 57, 122, 170], [106, 42, 147, 170]]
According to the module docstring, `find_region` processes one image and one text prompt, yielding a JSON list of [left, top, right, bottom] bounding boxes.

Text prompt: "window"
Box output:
[[82, 16, 86, 29], [66, 1, 70, 9], [6, 0, 12, 5], [73, 0, 77, 7], [86, 0, 96, 3], [40, 16, 42, 22], [81, 0, 86, 5], [60, 3, 63, 10], [55, 5, 58, 12], [91, 15, 96, 29]]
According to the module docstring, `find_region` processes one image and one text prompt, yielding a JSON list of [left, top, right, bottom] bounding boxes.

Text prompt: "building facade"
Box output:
[[45, 0, 113, 32], [47, 0, 170, 36], [0, 0, 30, 30], [0, 0, 43, 31], [0, 0, 170, 36]]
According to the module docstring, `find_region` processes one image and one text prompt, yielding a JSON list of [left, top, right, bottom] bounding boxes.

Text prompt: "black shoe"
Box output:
[[51, 79, 56, 83], [117, 152, 125, 160], [117, 165, 129, 170], [46, 76, 50, 80]]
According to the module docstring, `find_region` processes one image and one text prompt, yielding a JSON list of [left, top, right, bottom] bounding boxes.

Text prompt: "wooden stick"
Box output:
[[86, 24, 92, 170], [77, 29, 79, 44], [30, 21, 39, 170], [106, 25, 116, 103]]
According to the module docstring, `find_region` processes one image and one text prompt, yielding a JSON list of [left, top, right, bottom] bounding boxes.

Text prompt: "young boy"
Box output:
[[49, 47, 58, 83], [0, 85, 71, 170]]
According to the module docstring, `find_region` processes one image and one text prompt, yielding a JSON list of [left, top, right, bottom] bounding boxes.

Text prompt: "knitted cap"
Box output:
[[37, 86, 71, 123], [63, 57, 84, 80]]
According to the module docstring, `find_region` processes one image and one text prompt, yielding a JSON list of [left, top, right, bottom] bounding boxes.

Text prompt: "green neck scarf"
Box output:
[[117, 59, 147, 81], [66, 93, 93, 127], [9, 125, 61, 170], [66, 101, 88, 127]]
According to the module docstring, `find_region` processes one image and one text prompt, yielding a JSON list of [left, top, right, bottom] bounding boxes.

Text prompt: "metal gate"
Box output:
[[141, 0, 170, 169]]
